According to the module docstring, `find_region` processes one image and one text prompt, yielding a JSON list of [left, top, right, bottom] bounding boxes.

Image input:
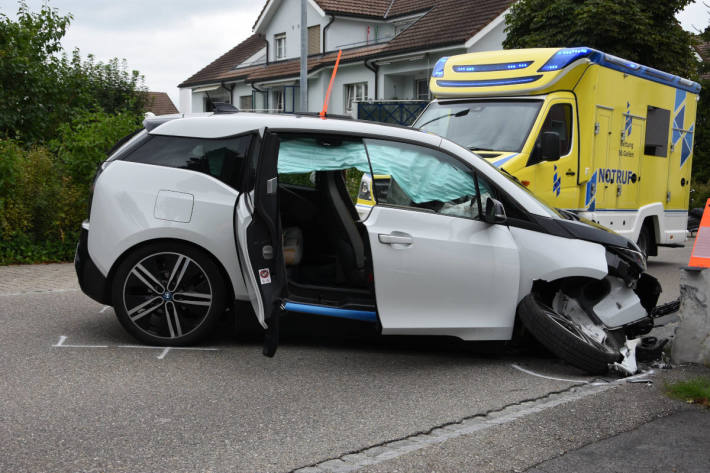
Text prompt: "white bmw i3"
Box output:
[[75, 111, 661, 374]]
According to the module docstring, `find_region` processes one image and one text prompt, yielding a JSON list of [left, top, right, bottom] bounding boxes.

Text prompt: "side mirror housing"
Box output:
[[541, 131, 561, 162], [484, 197, 507, 225]]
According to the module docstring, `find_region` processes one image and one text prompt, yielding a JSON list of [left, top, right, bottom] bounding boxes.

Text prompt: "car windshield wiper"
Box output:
[[499, 166, 522, 184], [417, 108, 470, 128], [468, 146, 496, 152]]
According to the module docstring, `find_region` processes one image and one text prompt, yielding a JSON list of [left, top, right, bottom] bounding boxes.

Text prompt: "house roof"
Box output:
[[180, 0, 514, 88], [144, 92, 179, 115]]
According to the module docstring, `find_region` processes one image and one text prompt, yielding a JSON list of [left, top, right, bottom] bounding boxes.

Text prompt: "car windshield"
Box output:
[[414, 100, 543, 152]]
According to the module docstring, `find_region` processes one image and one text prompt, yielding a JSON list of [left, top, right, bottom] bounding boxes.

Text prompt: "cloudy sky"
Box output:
[[1, 0, 708, 110]]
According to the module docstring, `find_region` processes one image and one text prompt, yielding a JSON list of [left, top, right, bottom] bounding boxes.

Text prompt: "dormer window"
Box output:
[[274, 33, 286, 60]]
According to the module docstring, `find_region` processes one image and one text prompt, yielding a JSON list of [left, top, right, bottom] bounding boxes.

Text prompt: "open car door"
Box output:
[[235, 130, 285, 357]]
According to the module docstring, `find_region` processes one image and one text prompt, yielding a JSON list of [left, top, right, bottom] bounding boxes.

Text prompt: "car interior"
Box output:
[[278, 168, 377, 312]]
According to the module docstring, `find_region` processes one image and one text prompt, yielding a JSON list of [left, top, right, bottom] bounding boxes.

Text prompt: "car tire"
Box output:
[[518, 293, 622, 374], [111, 241, 227, 346]]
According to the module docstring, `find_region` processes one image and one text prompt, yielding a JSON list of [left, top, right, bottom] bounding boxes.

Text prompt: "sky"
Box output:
[[1, 0, 708, 110]]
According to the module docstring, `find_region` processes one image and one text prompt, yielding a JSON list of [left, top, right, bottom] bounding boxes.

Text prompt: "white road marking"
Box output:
[[52, 335, 108, 348], [99, 306, 111, 313], [511, 363, 590, 384], [117, 344, 218, 359], [157, 347, 171, 360]]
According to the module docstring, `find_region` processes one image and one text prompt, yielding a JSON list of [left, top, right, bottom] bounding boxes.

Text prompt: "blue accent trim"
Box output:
[[437, 76, 542, 88], [283, 302, 377, 322], [492, 153, 518, 167], [681, 123, 694, 168], [538, 47, 596, 72], [432, 57, 449, 78], [538, 47, 701, 94], [675, 89, 686, 112], [589, 208, 687, 212], [453, 61, 533, 73]]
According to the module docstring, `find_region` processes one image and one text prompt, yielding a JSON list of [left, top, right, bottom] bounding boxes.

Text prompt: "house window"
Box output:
[[275, 33, 286, 60], [273, 89, 284, 112], [308, 25, 320, 55], [344, 82, 368, 113], [239, 95, 253, 111], [415, 79, 429, 100]]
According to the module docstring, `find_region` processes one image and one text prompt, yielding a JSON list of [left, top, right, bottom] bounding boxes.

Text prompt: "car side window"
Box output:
[[123, 134, 252, 190], [363, 138, 487, 220], [528, 103, 573, 166]]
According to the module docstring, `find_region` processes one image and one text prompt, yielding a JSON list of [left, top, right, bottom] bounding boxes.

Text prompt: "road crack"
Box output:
[[289, 378, 624, 473]]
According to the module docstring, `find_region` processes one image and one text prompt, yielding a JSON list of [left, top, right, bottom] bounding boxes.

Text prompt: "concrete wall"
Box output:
[[326, 18, 393, 51], [467, 19, 506, 53], [263, 0, 326, 61], [179, 87, 192, 114]]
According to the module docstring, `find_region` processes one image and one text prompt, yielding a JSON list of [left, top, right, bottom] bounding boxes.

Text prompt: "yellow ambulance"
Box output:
[[408, 47, 700, 255]]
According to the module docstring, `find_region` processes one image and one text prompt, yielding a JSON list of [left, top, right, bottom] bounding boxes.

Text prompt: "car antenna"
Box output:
[[319, 49, 342, 119]]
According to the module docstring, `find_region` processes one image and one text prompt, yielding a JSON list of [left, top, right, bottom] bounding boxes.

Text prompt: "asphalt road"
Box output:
[[0, 239, 702, 473]]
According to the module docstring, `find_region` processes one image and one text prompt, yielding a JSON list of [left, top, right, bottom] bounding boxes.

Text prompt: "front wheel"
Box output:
[[518, 292, 623, 374], [111, 242, 227, 346]]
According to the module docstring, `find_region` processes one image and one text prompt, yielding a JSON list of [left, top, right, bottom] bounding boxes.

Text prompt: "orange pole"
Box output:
[[320, 49, 342, 119]]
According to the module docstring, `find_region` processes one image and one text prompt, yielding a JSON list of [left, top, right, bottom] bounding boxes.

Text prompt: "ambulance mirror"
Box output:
[[541, 132, 561, 162]]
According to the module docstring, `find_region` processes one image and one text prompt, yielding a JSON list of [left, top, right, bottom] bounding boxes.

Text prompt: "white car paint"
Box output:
[[89, 160, 248, 299], [365, 205, 520, 340]]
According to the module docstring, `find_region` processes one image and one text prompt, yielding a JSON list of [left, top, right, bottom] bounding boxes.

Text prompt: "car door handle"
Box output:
[[378, 233, 413, 245]]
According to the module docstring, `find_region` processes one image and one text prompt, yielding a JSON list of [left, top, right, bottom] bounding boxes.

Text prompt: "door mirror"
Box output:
[[484, 197, 507, 224], [541, 131, 561, 161]]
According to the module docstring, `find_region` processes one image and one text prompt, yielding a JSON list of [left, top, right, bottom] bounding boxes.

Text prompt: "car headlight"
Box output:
[[609, 245, 647, 273]]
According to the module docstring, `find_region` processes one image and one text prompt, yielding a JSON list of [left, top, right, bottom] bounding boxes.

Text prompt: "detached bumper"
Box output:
[[74, 221, 111, 305]]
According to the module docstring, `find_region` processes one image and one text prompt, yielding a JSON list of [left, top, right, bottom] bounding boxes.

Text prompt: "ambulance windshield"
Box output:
[[415, 100, 543, 153]]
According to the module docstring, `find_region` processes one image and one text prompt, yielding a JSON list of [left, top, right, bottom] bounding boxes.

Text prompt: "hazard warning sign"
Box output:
[[688, 199, 710, 268]]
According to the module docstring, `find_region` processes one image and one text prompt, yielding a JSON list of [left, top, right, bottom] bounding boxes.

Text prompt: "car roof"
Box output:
[[150, 112, 442, 148]]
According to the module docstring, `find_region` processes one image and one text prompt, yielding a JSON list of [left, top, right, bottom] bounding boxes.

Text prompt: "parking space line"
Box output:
[[52, 335, 108, 348], [99, 306, 112, 313], [511, 363, 590, 384], [117, 344, 219, 359]]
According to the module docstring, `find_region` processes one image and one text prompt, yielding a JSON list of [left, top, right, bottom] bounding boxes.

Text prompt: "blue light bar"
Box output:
[[452, 61, 533, 73], [436, 75, 542, 87], [432, 56, 449, 78], [538, 47, 597, 72]]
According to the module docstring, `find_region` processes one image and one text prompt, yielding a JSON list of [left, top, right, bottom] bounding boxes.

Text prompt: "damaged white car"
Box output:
[[74, 111, 661, 374]]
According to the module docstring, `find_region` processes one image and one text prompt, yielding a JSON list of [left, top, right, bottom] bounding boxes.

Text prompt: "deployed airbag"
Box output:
[[277, 138, 476, 204]]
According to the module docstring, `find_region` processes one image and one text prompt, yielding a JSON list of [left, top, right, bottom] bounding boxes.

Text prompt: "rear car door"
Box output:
[[362, 138, 521, 340], [235, 130, 286, 356]]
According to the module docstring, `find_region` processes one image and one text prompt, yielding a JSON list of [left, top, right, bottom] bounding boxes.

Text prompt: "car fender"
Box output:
[[88, 161, 248, 300], [510, 226, 608, 302]]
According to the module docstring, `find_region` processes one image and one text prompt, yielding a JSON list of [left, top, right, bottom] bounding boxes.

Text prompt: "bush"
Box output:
[[689, 179, 710, 210], [0, 109, 141, 264]]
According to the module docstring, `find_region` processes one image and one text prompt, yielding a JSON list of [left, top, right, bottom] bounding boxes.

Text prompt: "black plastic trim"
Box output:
[[74, 227, 111, 305]]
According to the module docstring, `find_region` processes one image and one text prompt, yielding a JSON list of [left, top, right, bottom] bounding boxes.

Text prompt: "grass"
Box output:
[[666, 377, 710, 407]]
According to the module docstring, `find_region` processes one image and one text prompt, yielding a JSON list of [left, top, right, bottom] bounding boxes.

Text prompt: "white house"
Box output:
[[178, 0, 514, 118]]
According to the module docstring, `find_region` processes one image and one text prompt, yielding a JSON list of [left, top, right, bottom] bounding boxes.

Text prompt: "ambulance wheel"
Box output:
[[112, 242, 227, 346], [518, 292, 623, 375]]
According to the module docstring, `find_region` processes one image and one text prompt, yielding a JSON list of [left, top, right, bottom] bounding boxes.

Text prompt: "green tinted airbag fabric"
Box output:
[[277, 138, 475, 203]]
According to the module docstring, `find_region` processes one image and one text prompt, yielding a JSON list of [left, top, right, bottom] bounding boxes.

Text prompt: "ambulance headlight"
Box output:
[[432, 57, 449, 78]]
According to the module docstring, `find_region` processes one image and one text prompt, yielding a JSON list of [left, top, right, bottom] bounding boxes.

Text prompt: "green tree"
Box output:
[[0, 1, 146, 144], [503, 0, 698, 78]]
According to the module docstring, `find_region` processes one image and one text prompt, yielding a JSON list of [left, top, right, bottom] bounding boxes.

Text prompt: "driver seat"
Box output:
[[320, 171, 368, 286]]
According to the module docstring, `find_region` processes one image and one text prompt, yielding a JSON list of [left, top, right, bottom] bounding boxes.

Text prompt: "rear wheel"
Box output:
[[111, 242, 227, 346], [518, 292, 623, 374]]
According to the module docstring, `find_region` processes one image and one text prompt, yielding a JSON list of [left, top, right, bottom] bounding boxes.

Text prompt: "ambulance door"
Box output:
[[616, 109, 644, 210], [593, 107, 614, 210], [526, 99, 578, 209]]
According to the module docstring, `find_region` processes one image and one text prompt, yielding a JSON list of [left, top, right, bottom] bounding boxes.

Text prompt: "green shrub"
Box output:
[[689, 179, 710, 210], [666, 377, 710, 407]]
